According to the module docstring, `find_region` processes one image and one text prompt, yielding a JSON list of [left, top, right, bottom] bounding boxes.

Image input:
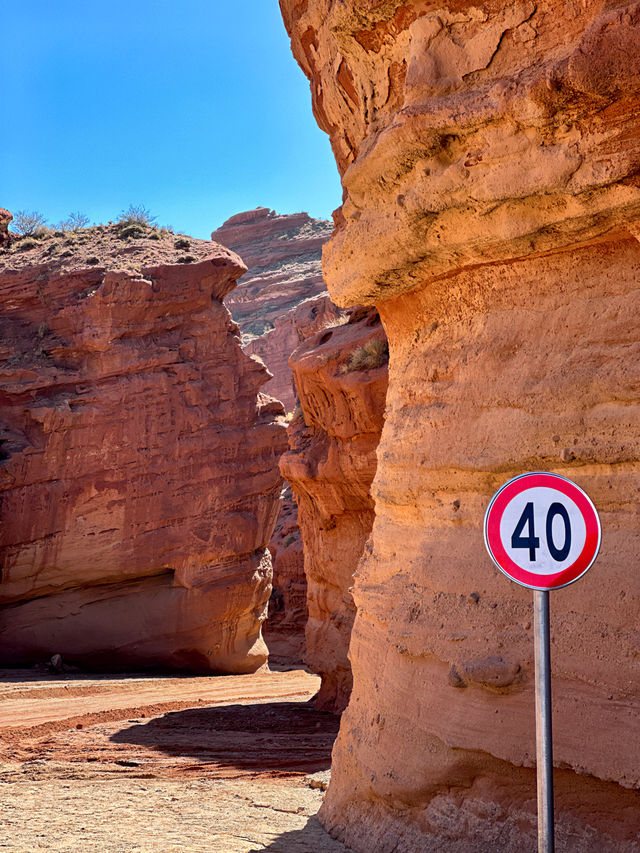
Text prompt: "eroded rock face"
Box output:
[[213, 207, 334, 409], [0, 227, 287, 673], [0, 209, 12, 247], [281, 1, 640, 850], [246, 293, 344, 412], [281, 309, 388, 711]]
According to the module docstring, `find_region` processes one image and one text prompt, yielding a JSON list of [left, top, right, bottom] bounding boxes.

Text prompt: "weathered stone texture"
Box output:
[[281, 0, 640, 849], [213, 207, 333, 409], [246, 293, 344, 413], [281, 309, 388, 712], [0, 234, 287, 673], [0, 210, 12, 248]]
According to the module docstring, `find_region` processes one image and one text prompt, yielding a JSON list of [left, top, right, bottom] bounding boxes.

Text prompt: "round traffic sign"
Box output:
[[484, 472, 601, 591]]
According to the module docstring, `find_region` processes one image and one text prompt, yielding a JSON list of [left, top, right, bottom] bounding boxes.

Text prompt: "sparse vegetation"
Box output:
[[174, 238, 190, 250], [58, 212, 91, 232], [340, 339, 389, 374], [11, 210, 48, 237]]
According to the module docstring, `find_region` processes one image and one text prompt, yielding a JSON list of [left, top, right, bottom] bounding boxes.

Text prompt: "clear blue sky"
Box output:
[[0, 1, 342, 237]]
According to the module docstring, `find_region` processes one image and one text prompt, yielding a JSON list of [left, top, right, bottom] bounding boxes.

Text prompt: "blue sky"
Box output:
[[0, 1, 342, 237]]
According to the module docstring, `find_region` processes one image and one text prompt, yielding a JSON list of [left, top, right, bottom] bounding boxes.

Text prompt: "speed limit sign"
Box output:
[[484, 472, 601, 591], [484, 471, 601, 853]]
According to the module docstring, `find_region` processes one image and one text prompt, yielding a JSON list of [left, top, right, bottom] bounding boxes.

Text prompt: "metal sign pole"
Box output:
[[534, 589, 555, 853]]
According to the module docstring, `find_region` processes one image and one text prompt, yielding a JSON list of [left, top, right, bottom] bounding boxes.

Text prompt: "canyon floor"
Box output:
[[0, 667, 351, 852]]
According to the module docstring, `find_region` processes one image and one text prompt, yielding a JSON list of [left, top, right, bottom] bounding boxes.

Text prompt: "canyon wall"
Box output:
[[214, 208, 344, 664], [281, 1, 640, 850], [212, 207, 333, 409], [0, 225, 287, 673], [281, 308, 388, 711]]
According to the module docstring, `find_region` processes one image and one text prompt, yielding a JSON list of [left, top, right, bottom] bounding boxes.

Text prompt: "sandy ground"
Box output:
[[0, 668, 352, 852]]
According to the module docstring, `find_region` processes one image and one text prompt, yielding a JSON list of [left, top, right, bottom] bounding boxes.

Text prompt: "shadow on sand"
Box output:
[[248, 816, 353, 852], [110, 699, 340, 774]]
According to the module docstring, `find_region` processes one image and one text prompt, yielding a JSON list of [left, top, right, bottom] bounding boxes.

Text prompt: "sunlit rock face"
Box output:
[[0, 236, 288, 673], [213, 207, 334, 410], [281, 1, 640, 850], [281, 308, 388, 712]]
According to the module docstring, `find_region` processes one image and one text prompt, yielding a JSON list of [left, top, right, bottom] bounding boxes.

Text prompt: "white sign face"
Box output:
[[484, 473, 601, 591]]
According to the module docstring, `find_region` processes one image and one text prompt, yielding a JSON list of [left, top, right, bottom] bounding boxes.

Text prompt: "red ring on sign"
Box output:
[[484, 473, 601, 590]]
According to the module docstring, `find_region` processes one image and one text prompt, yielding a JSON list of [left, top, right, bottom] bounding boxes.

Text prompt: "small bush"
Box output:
[[118, 224, 146, 240], [11, 210, 48, 236], [17, 237, 39, 251], [174, 237, 190, 250], [117, 204, 157, 228], [322, 315, 348, 330], [285, 404, 303, 423], [33, 225, 53, 239], [340, 339, 389, 374], [85, 256, 100, 265], [176, 254, 196, 264]]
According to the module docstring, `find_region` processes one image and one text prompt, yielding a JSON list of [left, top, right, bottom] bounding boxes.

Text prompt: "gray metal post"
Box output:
[[534, 589, 555, 853]]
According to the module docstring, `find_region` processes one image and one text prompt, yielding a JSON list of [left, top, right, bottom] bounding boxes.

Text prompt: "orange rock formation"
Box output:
[[213, 207, 333, 410], [281, 309, 388, 712], [281, 1, 640, 850], [0, 225, 287, 673]]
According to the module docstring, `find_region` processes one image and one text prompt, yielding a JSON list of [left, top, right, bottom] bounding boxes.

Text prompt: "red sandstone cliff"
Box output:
[[281, 1, 640, 850], [281, 308, 388, 711], [212, 207, 334, 410], [0, 223, 287, 673]]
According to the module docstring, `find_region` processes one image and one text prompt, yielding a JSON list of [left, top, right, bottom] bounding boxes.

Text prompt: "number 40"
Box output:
[[511, 502, 572, 562]]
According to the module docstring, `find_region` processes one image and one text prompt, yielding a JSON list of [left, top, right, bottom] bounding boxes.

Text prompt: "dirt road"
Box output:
[[0, 668, 351, 852]]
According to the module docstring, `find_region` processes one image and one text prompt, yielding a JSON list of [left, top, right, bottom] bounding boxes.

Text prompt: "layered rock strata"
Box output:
[[0, 224, 287, 673], [212, 207, 333, 409], [281, 308, 388, 711], [281, 1, 640, 850]]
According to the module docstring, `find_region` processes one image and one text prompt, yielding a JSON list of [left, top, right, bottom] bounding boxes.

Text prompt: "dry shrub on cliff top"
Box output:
[[11, 210, 49, 237], [118, 204, 157, 228], [341, 339, 389, 373], [58, 212, 90, 232]]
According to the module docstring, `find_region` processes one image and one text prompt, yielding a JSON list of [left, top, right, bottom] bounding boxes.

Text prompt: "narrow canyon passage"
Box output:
[[0, 668, 351, 853]]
